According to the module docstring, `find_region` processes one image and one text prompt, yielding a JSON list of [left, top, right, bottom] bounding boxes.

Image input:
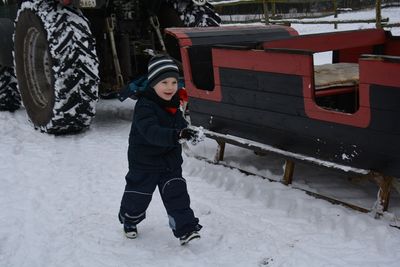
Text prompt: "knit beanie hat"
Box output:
[[147, 55, 179, 88]]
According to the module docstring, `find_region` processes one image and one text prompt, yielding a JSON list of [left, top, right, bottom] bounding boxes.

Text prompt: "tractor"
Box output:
[[0, 0, 220, 134]]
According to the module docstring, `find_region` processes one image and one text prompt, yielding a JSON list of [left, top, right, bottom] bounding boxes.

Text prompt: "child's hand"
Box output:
[[180, 128, 197, 140], [179, 127, 205, 145]]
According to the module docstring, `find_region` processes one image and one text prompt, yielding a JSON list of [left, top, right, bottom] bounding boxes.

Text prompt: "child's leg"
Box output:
[[119, 170, 158, 225], [158, 168, 201, 238]]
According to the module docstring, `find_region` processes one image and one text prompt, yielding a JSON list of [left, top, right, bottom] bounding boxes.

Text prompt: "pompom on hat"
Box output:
[[147, 55, 179, 88]]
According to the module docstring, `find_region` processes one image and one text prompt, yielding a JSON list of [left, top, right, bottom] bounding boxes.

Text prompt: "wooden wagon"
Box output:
[[165, 26, 400, 213]]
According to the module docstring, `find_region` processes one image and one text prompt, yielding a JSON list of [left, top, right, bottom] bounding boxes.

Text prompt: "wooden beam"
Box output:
[[373, 174, 393, 212], [270, 18, 389, 24], [376, 0, 382, 28], [214, 140, 226, 162], [263, 0, 270, 25], [282, 159, 295, 185]]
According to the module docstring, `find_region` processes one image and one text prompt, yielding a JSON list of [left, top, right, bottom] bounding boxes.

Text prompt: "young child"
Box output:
[[118, 55, 202, 245]]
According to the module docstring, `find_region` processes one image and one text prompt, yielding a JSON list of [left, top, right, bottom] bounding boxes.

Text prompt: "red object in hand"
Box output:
[[178, 88, 188, 102]]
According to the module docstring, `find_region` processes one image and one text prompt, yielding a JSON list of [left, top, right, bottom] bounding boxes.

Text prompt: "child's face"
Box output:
[[153, 77, 178, 101]]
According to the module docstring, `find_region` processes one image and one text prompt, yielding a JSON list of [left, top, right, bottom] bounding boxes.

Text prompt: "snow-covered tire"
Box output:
[[0, 66, 21, 112], [14, 1, 99, 134], [167, 0, 221, 27]]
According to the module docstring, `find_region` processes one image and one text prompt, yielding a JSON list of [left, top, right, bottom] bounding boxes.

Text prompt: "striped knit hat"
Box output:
[[147, 55, 179, 88]]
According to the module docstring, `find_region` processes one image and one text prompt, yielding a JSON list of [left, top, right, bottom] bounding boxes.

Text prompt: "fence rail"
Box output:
[[216, 0, 399, 29], [270, 17, 389, 24]]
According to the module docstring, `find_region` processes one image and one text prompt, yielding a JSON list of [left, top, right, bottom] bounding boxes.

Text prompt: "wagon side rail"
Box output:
[[262, 28, 387, 59]]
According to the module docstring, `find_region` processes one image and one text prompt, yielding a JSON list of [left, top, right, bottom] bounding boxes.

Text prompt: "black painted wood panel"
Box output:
[[191, 112, 400, 177], [219, 68, 304, 96], [221, 86, 305, 116], [186, 28, 292, 46], [370, 84, 400, 112], [189, 98, 400, 154]]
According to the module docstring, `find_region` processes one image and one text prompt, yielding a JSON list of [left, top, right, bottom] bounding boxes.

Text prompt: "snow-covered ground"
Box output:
[[1, 6, 400, 267]]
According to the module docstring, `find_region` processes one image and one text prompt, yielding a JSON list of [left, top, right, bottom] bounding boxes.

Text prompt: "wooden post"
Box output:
[[263, 0, 270, 25], [333, 0, 338, 29], [282, 159, 295, 185], [333, 0, 338, 18], [373, 174, 393, 212], [214, 140, 226, 163], [272, 0, 276, 17], [376, 0, 382, 28]]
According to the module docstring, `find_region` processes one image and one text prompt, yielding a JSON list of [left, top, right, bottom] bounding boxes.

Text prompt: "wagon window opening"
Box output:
[[187, 46, 215, 91], [313, 57, 360, 114]]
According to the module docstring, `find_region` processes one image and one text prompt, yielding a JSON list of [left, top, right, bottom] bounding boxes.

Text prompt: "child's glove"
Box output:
[[179, 127, 205, 145], [180, 128, 197, 140]]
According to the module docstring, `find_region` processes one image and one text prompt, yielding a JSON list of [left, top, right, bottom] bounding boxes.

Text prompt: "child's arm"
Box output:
[[135, 105, 180, 147]]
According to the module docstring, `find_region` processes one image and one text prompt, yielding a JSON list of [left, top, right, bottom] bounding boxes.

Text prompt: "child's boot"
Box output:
[[119, 212, 138, 239], [179, 231, 200, 245], [124, 222, 138, 239]]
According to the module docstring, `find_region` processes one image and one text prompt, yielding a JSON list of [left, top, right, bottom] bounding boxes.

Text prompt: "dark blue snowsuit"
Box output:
[[119, 90, 200, 238]]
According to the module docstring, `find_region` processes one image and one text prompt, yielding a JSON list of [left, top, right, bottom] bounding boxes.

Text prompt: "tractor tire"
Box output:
[[167, 0, 221, 27], [0, 66, 21, 112], [14, 1, 99, 134]]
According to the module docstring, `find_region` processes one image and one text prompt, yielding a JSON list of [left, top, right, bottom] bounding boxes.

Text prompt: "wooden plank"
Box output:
[[361, 54, 400, 64], [368, 109, 400, 134], [270, 18, 389, 25], [214, 140, 226, 162], [219, 68, 304, 96], [184, 26, 292, 46], [315, 87, 355, 97], [360, 58, 400, 88], [213, 48, 313, 77], [190, 98, 309, 134], [220, 86, 305, 116], [282, 159, 295, 185], [263, 29, 386, 53]]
